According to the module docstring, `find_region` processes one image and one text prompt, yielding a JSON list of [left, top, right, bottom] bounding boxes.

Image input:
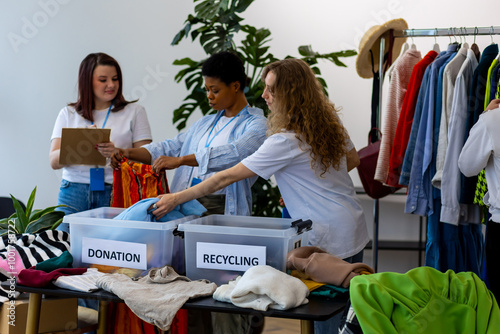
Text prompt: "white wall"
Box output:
[[1, 0, 498, 269]]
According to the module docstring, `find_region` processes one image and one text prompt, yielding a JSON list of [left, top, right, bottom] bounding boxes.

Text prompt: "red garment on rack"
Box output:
[[386, 50, 439, 187]]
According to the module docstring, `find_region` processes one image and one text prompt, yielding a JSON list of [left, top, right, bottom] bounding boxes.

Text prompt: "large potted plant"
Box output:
[[171, 0, 357, 216]]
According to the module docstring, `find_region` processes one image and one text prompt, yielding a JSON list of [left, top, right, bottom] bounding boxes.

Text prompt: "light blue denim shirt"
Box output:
[[143, 107, 267, 216], [399, 66, 432, 186], [405, 47, 457, 216]]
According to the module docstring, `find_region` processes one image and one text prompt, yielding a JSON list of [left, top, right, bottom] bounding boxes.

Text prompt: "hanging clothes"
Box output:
[[440, 49, 479, 225], [405, 44, 458, 216], [386, 50, 438, 187], [460, 43, 499, 205], [433, 43, 471, 188], [397, 58, 435, 186], [374, 48, 422, 183]]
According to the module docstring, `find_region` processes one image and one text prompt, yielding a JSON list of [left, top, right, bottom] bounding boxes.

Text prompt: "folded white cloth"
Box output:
[[213, 265, 309, 311], [54, 268, 105, 292]]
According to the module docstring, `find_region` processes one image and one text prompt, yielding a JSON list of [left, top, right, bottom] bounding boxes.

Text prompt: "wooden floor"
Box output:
[[262, 317, 301, 334]]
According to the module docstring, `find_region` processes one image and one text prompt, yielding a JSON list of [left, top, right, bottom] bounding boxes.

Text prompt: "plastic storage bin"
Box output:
[[177, 215, 312, 285], [65, 207, 195, 274]]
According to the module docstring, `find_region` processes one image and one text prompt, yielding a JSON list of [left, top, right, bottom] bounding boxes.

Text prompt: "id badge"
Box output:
[[191, 177, 202, 187], [90, 168, 105, 191]]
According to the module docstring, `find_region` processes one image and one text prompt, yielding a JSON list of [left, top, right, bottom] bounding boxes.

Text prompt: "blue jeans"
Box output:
[[314, 249, 364, 334], [56, 179, 112, 233]]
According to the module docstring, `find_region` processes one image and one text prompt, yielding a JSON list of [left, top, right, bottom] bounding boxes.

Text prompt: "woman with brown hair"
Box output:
[[49, 52, 152, 230]]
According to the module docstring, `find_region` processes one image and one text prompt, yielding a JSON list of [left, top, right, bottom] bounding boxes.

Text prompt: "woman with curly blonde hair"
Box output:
[[153, 57, 369, 264], [264, 58, 352, 174]]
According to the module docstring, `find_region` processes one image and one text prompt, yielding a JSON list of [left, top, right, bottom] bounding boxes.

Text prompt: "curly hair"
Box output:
[[262, 58, 349, 175], [202, 51, 249, 90]]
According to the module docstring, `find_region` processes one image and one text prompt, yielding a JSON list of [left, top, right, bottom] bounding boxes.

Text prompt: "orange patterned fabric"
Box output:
[[112, 158, 168, 208]]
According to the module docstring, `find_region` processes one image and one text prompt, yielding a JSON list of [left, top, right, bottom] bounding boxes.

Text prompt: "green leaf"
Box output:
[[25, 186, 36, 218], [12, 217, 22, 234], [10, 195, 28, 232], [29, 205, 66, 222], [51, 217, 64, 230], [25, 211, 65, 234], [195, 0, 225, 20], [0, 222, 11, 230], [233, 0, 254, 13]]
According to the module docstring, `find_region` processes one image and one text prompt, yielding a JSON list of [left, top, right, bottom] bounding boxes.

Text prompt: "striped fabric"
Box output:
[[0, 230, 70, 303]]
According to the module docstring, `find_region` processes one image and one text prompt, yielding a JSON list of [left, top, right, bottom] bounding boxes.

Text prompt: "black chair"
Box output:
[[0, 196, 26, 218]]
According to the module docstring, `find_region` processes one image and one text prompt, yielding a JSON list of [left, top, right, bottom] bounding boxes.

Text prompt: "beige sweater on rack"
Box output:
[[374, 48, 422, 184]]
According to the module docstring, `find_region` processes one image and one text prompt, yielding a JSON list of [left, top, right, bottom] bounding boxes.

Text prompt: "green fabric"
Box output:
[[484, 58, 498, 110], [35, 250, 73, 272], [310, 284, 349, 299], [474, 169, 489, 224], [349, 267, 500, 334]]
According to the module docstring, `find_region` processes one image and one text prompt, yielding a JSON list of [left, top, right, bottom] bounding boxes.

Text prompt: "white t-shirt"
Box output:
[[242, 132, 369, 258], [51, 103, 152, 184]]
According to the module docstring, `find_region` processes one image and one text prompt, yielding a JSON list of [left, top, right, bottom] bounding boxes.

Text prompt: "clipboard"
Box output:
[[59, 128, 111, 166]]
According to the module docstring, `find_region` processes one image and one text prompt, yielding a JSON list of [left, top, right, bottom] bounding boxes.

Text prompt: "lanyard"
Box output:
[[204, 104, 248, 148], [91, 103, 113, 128]]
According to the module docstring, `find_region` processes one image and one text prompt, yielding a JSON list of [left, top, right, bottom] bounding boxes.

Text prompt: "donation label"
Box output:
[[82, 237, 147, 270]]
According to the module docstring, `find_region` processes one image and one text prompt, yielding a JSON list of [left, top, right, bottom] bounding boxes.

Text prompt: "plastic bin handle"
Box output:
[[173, 227, 184, 238], [291, 219, 312, 234]]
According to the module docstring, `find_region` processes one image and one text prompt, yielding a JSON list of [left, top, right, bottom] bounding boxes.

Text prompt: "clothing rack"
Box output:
[[371, 25, 500, 272]]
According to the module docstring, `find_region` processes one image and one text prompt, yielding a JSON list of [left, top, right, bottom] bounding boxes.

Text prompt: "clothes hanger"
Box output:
[[432, 28, 440, 52], [410, 29, 417, 50], [449, 28, 459, 48], [491, 26, 496, 45], [451, 27, 461, 50], [461, 27, 469, 49], [471, 27, 481, 61]]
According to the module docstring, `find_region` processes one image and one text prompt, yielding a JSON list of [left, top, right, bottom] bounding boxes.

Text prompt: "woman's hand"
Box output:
[[485, 99, 500, 112], [96, 142, 116, 158], [110, 148, 126, 170], [150, 193, 179, 219], [152, 156, 182, 174]]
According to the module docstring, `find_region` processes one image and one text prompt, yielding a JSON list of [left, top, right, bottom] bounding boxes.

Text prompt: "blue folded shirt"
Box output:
[[113, 197, 206, 222]]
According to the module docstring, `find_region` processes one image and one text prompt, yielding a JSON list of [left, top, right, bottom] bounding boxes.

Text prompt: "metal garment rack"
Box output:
[[371, 26, 500, 272]]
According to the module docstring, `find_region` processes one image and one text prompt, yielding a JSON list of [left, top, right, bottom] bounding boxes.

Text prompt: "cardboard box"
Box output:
[[0, 295, 78, 334]]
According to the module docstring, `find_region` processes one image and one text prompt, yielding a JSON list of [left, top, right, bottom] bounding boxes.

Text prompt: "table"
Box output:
[[9, 283, 346, 334]]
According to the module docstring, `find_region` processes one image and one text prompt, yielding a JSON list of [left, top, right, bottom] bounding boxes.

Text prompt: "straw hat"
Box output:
[[355, 18, 408, 79]]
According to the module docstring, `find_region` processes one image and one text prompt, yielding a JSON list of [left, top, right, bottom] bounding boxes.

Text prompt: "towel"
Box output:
[[286, 246, 374, 288], [213, 265, 309, 311], [113, 197, 206, 222], [95, 265, 216, 331]]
